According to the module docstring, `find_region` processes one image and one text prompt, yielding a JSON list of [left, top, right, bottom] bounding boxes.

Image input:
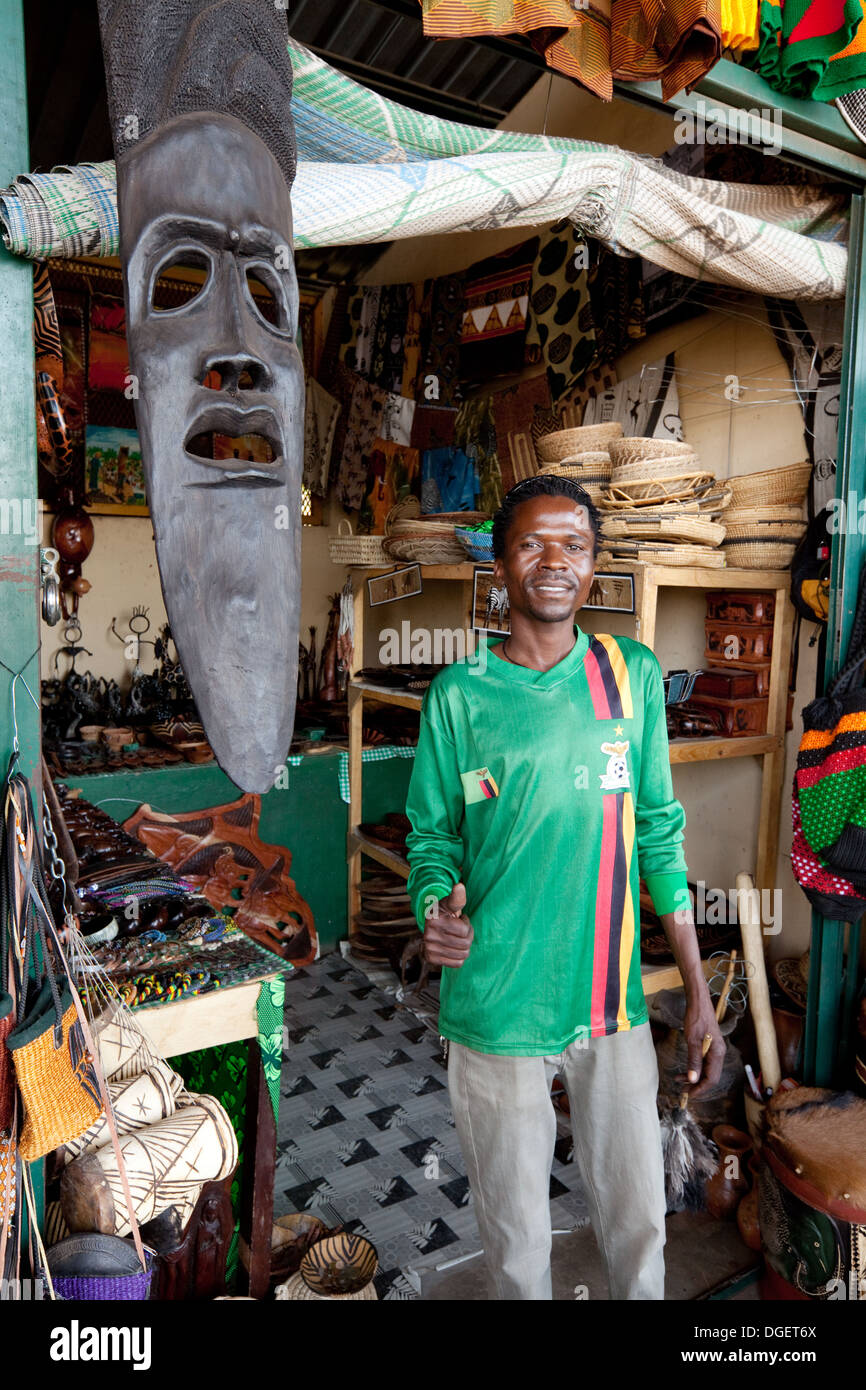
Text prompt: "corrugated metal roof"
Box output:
[[25, 0, 544, 170]]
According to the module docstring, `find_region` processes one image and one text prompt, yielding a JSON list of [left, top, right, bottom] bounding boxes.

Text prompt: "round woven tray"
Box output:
[[722, 538, 797, 569], [723, 503, 805, 526], [382, 535, 467, 564], [726, 462, 811, 508], [603, 515, 726, 546], [608, 436, 695, 468], [605, 542, 727, 568], [602, 472, 714, 507], [536, 422, 623, 463], [724, 520, 807, 542]]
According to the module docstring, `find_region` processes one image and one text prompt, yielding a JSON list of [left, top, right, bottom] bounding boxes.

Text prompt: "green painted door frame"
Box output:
[[0, 0, 39, 784], [615, 62, 866, 1086]]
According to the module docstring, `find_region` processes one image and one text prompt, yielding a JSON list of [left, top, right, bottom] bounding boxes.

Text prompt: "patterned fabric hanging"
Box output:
[[525, 221, 598, 401]]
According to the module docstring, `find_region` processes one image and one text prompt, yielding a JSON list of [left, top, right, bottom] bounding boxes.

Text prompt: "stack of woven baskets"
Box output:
[[598, 436, 730, 568], [329, 498, 490, 567], [720, 463, 811, 570], [535, 422, 623, 504]]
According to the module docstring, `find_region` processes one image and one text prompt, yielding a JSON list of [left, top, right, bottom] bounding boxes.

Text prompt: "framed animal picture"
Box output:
[[472, 567, 510, 635]]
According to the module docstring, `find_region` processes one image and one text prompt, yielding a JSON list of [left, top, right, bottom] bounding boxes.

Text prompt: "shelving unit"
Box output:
[[345, 560, 796, 989]]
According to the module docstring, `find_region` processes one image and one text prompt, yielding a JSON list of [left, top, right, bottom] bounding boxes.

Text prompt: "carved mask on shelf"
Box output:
[[97, 0, 302, 793]]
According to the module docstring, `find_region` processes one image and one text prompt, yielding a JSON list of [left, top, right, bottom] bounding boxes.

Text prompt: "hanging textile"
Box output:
[[582, 352, 683, 440], [418, 0, 723, 101], [303, 378, 340, 497], [401, 281, 426, 400], [337, 286, 364, 374], [336, 371, 387, 511], [421, 447, 480, 513], [459, 239, 537, 384], [0, 41, 850, 300], [411, 403, 458, 453], [380, 392, 416, 446], [454, 395, 503, 514], [525, 222, 598, 401], [419, 273, 465, 408], [371, 282, 410, 392], [587, 244, 646, 364], [355, 285, 382, 379], [721, 0, 760, 49], [490, 373, 557, 492], [611, 0, 724, 99]]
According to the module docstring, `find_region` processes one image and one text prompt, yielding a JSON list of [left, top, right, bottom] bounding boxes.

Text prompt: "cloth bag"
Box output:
[[792, 560, 866, 919]]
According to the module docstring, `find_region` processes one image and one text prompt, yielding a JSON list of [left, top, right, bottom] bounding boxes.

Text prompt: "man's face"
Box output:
[[493, 494, 596, 624], [120, 112, 303, 793]]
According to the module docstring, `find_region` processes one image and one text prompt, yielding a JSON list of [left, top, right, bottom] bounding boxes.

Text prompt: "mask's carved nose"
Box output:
[[201, 354, 272, 392]]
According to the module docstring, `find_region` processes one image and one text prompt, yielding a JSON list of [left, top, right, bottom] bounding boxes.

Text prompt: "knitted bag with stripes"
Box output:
[[793, 564, 866, 920]]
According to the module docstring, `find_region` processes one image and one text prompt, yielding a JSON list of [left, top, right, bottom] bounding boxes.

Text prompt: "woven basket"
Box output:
[[611, 457, 701, 485], [606, 543, 727, 568], [536, 423, 623, 463], [723, 539, 797, 570], [608, 436, 695, 468], [726, 462, 811, 508], [455, 526, 495, 561], [329, 520, 390, 567], [724, 520, 807, 543], [723, 503, 805, 526], [382, 535, 467, 564], [603, 515, 726, 547], [603, 472, 714, 507]]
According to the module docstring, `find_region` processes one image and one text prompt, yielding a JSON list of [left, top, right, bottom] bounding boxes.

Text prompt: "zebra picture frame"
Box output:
[[472, 567, 510, 636]]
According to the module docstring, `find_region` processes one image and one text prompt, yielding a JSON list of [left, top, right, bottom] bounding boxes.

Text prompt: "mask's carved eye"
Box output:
[[244, 263, 292, 335], [151, 250, 212, 313]]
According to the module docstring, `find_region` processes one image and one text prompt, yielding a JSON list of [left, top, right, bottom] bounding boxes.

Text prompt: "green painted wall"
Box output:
[[61, 751, 415, 952]]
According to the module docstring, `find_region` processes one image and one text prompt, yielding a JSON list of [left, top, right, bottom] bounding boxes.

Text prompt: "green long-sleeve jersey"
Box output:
[[404, 626, 689, 1055]]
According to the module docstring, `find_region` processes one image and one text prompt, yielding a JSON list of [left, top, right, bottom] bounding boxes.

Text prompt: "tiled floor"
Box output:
[[278, 954, 757, 1301]]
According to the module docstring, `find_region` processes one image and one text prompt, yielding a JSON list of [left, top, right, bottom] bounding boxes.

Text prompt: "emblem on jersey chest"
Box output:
[[599, 740, 630, 791]]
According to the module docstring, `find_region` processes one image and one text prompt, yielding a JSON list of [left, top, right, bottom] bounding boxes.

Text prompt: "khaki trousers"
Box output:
[[447, 1023, 666, 1300]]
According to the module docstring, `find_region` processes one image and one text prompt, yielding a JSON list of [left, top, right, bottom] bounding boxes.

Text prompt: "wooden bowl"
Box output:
[[271, 1213, 327, 1278], [299, 1233, 378, 1296]]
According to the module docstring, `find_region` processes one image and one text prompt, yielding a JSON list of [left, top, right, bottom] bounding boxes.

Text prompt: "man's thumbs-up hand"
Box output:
[[422, 881, 473, 968]]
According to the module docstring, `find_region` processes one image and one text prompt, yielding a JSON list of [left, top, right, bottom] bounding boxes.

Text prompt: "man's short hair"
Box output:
[[492, 475, 602, 560]]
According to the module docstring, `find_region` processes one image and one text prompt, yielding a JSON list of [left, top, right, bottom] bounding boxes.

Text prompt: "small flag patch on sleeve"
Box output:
[[460, 767, 499, 803]]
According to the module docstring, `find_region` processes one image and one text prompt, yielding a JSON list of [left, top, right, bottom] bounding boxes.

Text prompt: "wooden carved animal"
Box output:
[[318, 592, 341, 702], [766, 1087, 866, 1209]]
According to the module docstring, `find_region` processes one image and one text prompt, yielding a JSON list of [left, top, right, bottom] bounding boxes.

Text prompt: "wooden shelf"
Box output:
[[349, 829, 410, 878], [668, 734, 781, 763], [348, 679, 424, 710]]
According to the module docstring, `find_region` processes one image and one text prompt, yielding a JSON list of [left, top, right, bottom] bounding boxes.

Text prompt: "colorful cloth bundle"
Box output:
[[748, 0, 866, 99], [419, 0, 723, 100]]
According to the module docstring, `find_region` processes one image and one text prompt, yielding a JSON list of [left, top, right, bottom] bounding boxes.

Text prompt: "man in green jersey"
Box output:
[[405, 475, 723, 1300]]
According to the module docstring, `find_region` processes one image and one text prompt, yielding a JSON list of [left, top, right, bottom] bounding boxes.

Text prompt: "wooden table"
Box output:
[[138, 973, 280, 1300]]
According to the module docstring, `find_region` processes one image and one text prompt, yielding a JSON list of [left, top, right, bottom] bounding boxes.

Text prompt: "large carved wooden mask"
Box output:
[[97, 1, 302, 793]]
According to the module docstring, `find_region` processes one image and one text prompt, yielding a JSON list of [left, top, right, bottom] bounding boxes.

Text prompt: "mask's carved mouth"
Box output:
[[184, 402, 285, 488]]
